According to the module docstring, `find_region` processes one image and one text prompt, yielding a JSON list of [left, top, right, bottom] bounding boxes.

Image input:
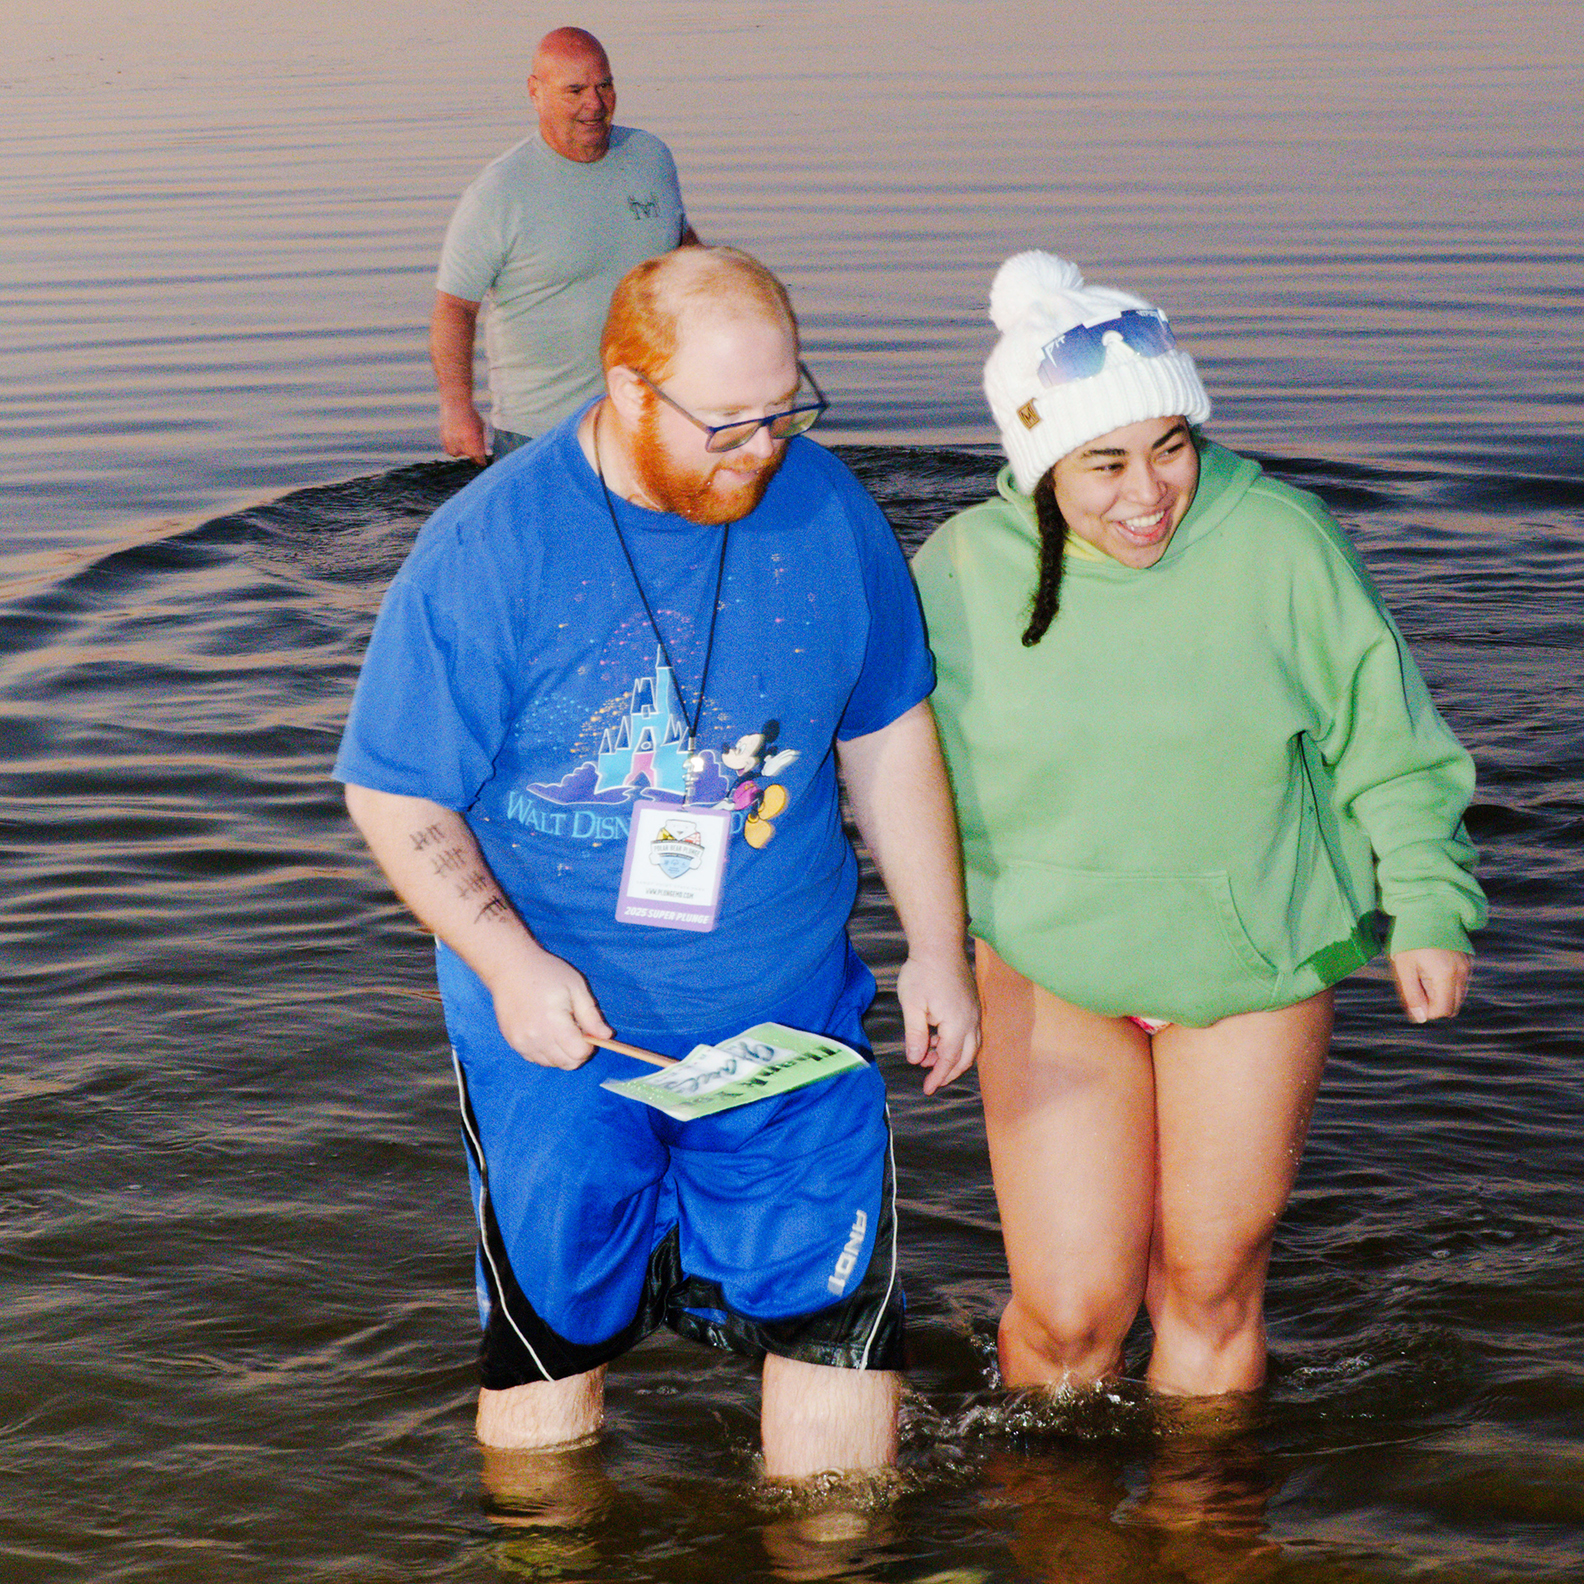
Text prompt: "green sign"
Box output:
[[600, 1022, 865, 1120]]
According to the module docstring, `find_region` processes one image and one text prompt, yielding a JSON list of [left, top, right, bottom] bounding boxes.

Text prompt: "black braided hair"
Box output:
[[1021, 469, 1068, 647]]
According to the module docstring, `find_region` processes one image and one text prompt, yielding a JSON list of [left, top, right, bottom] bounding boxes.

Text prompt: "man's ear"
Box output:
[[606, 365, 648, 426]]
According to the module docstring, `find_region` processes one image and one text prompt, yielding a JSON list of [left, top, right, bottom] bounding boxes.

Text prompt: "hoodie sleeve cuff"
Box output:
[[1383, 908, 1477, 958]]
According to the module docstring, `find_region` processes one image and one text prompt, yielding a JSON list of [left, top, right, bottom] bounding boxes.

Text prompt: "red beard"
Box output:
[[628, 404, 783, 524]]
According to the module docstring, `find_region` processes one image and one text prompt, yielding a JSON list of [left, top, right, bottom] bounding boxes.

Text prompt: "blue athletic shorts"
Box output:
[[442, 941, 906, 1388]]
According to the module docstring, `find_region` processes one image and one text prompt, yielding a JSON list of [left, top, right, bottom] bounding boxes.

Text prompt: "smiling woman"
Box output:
[[912, 249, 1486, 1401], [1046, 418, 1199, 570]]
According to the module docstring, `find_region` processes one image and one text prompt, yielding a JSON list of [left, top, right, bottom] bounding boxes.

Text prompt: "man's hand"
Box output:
[[439, 394, 489, 465], [896, 948, 980, 1094], [1390, 948, 1472, 1022], [486, 942, 612, 1068]]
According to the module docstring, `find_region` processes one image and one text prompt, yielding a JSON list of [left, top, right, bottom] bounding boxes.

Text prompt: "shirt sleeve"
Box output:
[[435, 174, 510, 304], [910, 523, 967, 661], [657, 140, 688, 243], [333, 511, 530, 809]]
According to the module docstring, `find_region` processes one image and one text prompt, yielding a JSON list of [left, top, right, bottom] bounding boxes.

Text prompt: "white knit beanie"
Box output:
[[983, 252, 1212, 494]]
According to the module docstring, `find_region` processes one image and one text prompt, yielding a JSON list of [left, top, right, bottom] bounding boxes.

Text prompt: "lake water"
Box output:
[[2, 2, 1582, 1579]]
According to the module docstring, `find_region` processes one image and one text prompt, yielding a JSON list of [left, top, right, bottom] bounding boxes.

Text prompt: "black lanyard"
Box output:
[[593, 409, 729, 803]]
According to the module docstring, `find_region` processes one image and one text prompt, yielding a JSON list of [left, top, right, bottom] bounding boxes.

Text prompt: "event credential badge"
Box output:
[[615, 803, 731, 932]]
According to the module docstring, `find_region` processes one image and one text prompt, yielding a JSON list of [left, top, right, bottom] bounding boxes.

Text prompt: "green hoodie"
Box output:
[[912, 441, 1485, 1026]]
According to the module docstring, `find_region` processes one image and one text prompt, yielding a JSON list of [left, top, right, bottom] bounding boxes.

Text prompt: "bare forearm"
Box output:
[[836, 701, 979, 1089], [430, 293, 489, 462], [344, 784, 610, 1065], [430, 292, 481, 402], [345, 784, 536, 982], [838, 702, 967, 955]]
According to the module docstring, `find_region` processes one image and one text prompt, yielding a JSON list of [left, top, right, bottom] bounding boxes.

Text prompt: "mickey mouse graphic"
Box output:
[[718, 719, 799, 849]]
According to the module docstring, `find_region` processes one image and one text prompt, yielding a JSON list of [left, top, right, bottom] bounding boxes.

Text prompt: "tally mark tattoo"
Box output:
[[430, 845, 468, 877]]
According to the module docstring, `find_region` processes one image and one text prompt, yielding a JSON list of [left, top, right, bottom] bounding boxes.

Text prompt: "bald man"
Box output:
[[430, 27, 699, 464], [340, 247, 979, 1476]]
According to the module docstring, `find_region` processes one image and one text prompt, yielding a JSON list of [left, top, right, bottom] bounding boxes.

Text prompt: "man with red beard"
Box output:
[[336, 247, 979, 1477]]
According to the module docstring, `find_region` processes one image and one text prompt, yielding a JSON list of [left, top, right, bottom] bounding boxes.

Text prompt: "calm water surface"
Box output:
[[2, 3, 1582, 1580]]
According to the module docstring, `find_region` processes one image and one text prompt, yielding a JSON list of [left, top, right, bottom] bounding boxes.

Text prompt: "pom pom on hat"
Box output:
[[989, 251, 1085, 331], [982, 251, 1212, 494]]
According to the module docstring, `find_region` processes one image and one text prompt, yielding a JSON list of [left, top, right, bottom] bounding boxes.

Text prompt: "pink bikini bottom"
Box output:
[[1127, 1015, 1172, 1035]]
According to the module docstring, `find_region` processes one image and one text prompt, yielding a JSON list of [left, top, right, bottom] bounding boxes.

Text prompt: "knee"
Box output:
[[999, 1290, 1134, 1386], [1145, 1249, 1273, 1396], [1149, 1244, 1268, 1343]]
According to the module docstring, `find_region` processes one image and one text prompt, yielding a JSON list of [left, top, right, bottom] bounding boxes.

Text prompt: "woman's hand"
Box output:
[[1389, 948, 1472, 1022]]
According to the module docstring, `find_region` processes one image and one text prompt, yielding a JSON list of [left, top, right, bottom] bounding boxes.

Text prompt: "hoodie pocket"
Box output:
[[987, 861, 1280, 1024]]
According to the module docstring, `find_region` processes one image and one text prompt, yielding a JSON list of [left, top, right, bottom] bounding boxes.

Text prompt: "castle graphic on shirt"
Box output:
[[594, 651, 691, 796], [516, 649, 797, 848]]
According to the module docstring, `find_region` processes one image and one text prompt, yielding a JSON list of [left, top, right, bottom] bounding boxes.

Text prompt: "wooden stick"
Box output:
[[589, 1035, 677, 1068]]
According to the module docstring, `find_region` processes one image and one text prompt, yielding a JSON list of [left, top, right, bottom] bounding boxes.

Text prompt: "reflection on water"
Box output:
[[2, 0, 1583, 1579]]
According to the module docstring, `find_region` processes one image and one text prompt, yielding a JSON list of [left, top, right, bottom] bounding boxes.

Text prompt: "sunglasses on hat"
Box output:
[[1036, 309, 1179, 388]]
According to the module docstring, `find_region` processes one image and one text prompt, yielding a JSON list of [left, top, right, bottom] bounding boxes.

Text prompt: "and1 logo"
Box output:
[[826, 1209, 869, 1296], [647, 819, 705, 880]]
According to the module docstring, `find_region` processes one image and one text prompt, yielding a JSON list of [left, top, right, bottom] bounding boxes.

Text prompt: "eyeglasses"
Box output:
[[1036, 309, 1179, 389], [634, 362, 829, 453]]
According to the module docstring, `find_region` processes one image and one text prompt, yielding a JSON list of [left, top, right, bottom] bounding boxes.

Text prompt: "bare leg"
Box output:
[[1146, 991, 1333, 1395], [975, 942, 1157, 1388], [476, 1367, 605, 1450], [759, 1355, 899, 1478]]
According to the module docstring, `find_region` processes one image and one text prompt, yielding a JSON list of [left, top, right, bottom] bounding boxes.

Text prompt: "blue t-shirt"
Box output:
[[335, 412, 934, 1039]]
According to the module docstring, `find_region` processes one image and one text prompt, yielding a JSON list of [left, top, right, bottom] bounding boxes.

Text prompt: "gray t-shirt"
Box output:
[[436, 126, 687, 435]]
